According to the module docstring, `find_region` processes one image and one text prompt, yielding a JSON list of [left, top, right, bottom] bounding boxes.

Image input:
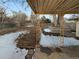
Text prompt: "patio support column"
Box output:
[[53, 14, 57, 26], [58, 13, 64, 46]]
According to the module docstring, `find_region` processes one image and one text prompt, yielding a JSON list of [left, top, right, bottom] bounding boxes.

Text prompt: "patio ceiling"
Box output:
[[27, 0, 79, 14]]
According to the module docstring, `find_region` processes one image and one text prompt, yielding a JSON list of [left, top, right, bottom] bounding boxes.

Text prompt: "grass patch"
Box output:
[[0, 23, 16, 29]]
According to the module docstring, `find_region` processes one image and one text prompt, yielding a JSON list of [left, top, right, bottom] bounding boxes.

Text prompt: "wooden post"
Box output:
[[35, 14, 41, 48], [59, 14, 64, 46], [53, 14, 57, 26]]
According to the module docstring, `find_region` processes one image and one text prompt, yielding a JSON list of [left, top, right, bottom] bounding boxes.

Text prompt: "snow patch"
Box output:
[[44, 28, 52, 32], [40, 33, 79, 47], [0, 31, 28, 59]]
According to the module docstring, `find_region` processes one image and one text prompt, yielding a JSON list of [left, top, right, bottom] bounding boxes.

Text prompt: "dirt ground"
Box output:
[[32, 47, 79, 59]]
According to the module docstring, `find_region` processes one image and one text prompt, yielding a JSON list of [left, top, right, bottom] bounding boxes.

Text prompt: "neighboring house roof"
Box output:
[[64, 14, 79, 20]]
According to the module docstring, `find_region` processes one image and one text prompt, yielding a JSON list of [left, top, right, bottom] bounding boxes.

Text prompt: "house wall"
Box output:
[[76, 21, 79, 37]]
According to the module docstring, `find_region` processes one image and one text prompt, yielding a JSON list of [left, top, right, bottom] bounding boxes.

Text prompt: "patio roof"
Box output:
[[27, 0, 79, 14]]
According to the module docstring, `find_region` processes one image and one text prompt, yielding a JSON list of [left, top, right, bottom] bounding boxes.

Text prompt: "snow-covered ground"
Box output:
[[40, 33, 79, 47], [0, 31, 28, 59], [1, 28, 79, 59]]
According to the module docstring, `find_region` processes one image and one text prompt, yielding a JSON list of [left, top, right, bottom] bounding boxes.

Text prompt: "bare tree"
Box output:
[[15, 11, 27, 27], [0, 7, 6, 23]]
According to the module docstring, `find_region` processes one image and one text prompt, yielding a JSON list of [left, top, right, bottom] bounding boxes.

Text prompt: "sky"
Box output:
[[0, 0, 32, 16]]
